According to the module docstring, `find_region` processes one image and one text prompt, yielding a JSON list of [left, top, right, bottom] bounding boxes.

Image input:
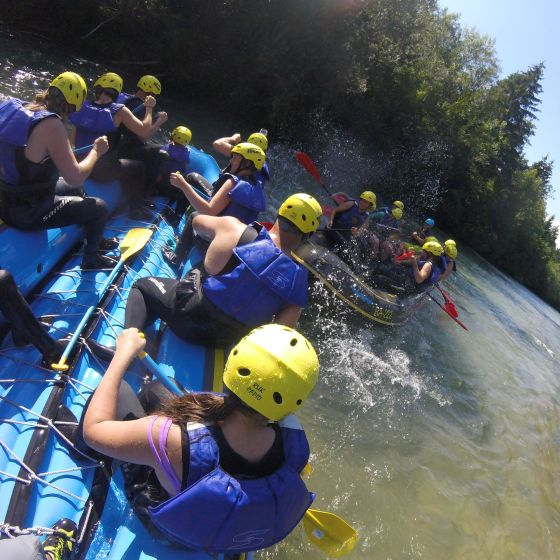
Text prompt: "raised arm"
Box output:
[[212, 133, 241, 157]]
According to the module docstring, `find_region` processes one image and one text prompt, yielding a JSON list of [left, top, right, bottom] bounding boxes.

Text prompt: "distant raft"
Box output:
[[293, 241, 430, 325]]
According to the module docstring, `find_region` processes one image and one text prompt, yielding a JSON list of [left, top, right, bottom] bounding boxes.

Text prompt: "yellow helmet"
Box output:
[[50, 71, 87, 111], [279, 193, 322, 234], [171, 126, 192, 146], [223, 324, 319, 421], [231, 142, 266, 170], [360, 191, 377, 208], [422, 240, 443, 256], [94, 72, 123, 94], [425, 236, 439, 243], [393, 200, 404, 209], [444, 239, 458, 259], [137, 75, 162, 95], [391, 207, 403, 220], [247, 132, 268, 152]]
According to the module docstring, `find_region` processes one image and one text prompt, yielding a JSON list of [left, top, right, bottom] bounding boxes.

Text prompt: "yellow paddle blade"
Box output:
[[119, 228, 153, 261], [303, 508, 358, 557]]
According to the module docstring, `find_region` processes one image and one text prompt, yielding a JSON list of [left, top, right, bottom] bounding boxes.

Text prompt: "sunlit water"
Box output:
[[1, 28, 560, 560]]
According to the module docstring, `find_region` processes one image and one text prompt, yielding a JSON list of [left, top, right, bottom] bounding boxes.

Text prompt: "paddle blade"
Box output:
[[119, 228, 153, 261], [303, 508, 359, 557], [444, 301, 459, 318], [295, 151, 325, 185], [395, 250, 415, 262]]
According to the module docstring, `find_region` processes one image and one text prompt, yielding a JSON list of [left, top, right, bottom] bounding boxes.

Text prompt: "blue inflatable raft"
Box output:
[[0, 148, 255, 559]]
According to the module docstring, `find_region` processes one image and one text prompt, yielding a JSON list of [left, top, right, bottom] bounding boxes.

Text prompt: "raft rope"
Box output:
[[0, 207, 177, 539]]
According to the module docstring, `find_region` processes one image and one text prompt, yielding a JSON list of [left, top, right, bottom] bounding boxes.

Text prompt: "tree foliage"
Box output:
[[2, 0, 559, 308]]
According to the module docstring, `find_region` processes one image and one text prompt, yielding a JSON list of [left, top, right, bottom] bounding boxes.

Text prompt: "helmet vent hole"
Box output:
[[290, 338, 298, 346], [273, 392, 283, 404], [232, 349, 238, 356], [296, 399, 302, 405], [238, 367, 251, 377]]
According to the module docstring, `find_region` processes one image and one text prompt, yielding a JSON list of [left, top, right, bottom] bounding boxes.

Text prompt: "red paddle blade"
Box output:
[[295, 151, 325, 185], [444, 301, 459, 318], [395, 250, 415, 262]]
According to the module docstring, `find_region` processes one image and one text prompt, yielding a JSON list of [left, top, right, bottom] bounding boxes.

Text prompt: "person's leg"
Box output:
[[170, 212, 197, 264], [35, 181, 113, 268], [119, 159, 151, 219], [0, 269, 63, 362], [124, 277, 181, 330]]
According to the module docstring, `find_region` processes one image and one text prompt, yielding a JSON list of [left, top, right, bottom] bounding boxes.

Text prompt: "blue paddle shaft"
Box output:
[[142, 354, 184, 395], [58, 261, 124, 364]]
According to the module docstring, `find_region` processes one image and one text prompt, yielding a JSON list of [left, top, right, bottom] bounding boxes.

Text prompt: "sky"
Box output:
[[439, 0, 560, 226]]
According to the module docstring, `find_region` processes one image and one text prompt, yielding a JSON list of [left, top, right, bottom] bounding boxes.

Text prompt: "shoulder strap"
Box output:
[[147, 415, 181, 494]]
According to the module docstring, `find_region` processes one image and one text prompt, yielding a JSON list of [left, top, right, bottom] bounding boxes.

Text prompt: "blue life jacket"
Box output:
[[0, 98, 57, 185], [203, 225, 308, 325], [255, 161, 270, 183], [69, 101, 123, 151], [116, 92, 134, 104], [161, 142, 190, 175], [149, 414, 314, 553], [217, 174, 266, 224], [333, 200, 368, 229], [411, 254, 448, 285]]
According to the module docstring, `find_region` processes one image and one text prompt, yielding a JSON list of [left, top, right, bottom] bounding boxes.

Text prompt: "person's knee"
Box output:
[[0, 269, 17, 299]]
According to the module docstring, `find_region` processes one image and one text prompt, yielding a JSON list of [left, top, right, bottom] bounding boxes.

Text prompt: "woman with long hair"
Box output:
[[83, 324, 319, 553], [0, 71, 116, 269]]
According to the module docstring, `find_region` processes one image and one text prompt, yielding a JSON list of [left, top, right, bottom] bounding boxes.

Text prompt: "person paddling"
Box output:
[[398, 240, 447, 292], [69, 71, 165, 220], [213, 129, 271, 183], [325, 190, 376, 248], [0, 71, 116, 270], [117, 75, 168, 193], [154, 125, 192, 221], [163, 142, 267, 267], [83, 324, 319, 554], [89, 193, 322, 356], [410, 217, 435, 245], [439, 239, 458, 281]]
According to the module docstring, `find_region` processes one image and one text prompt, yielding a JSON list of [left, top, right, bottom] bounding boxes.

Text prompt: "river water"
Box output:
[[1, 29, 560, 560]]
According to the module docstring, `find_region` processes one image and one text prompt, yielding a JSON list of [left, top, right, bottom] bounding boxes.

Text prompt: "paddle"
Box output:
[[304, 508, 359, 557], [51, 228, 153, 371], [428, 293, 468, 331], [394, 250, 415, 262], [436, 284, 459, 318], [295, 151, 332, 196]]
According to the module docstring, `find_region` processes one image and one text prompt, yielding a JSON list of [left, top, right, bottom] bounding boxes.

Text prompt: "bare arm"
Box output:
[[438, 260, 454, 282], [83, 329, 154, 461], [327, 200, 354, 227], [26, 117, 108, 186], [212, 133, 241, 157], [193, 214, 246, 275], [411, 257, 433, 284], [275, 305, 302, 328], [170, 173, 233, 215]]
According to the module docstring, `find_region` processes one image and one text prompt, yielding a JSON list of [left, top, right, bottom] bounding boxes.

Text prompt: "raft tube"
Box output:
[[0, 147, 251, 558]]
